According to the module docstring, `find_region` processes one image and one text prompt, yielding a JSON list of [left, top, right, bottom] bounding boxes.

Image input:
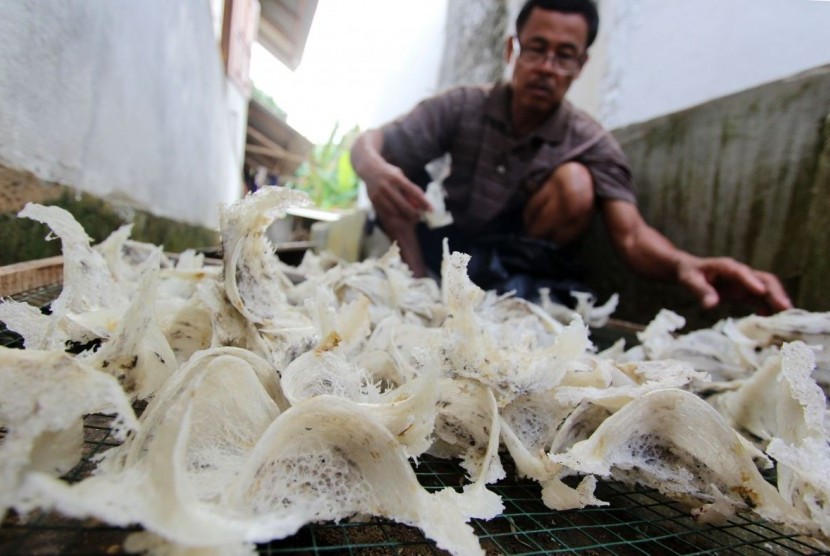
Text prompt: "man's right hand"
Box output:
[[351, 129, 432, 277], [351, 128, 432, 226], [363, 162, 432, 225]]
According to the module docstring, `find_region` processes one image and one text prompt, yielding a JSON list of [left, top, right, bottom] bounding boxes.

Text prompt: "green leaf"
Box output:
[[284, 123, 361, 209]]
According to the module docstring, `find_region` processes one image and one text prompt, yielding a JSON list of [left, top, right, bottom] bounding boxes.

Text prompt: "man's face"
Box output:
[[508, 8, 589, 116]]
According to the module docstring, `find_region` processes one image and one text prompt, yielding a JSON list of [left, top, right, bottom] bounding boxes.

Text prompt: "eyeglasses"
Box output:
[[511, 37, 583, 76]]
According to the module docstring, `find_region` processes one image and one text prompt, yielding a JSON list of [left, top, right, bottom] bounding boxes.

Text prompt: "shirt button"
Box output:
[[496, 165, 506, 174]]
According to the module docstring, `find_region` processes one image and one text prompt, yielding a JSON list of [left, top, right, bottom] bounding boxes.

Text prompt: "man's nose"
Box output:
[[534, 59, 558, 75]]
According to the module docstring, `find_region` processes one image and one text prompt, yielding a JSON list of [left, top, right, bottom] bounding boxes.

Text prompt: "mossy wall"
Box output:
[[0, 165, 218, 267], [582, 66, 830, 327]]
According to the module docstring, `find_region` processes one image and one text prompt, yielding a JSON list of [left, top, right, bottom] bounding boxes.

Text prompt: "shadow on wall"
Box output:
[[582, 65, 830, 329]]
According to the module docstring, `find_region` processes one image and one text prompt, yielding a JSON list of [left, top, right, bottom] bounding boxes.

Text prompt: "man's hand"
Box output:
[[601, 200, 792, 315], [350, 129, 432, 227], [363, 162, 432, 226], [350, 129, 432, 277], [677, 255, 793, 314]]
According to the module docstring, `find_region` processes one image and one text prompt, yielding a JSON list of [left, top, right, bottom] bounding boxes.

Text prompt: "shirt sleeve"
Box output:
[[578, 131, 638, 205], [380, 87, 467, 187]]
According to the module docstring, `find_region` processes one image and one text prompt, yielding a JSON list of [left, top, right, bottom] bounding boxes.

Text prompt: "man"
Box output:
[[351, 0, 791, 313]]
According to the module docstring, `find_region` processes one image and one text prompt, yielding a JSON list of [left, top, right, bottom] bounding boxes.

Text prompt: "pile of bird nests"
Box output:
[[1, 187, 828, 555]]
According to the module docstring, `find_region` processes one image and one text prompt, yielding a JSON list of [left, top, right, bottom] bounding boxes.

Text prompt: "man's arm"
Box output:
[[350, 129, 432, 277], [601, 199, 792, 313]]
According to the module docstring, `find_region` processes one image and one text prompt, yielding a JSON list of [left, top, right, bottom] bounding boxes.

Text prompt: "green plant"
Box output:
[[286, 124, 360, 210]]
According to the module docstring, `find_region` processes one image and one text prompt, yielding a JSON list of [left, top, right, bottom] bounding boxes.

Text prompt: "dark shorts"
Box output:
[[416, 223, 592, 307]]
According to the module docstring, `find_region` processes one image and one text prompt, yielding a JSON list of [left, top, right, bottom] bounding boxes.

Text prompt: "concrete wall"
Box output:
[[592, 0, 830, 129], [370, 1, 448, 126], [439, 0, 507, 89], [496, 0, 830, 129], [0, 0, 245, 230], [583, 65, 830, 326]]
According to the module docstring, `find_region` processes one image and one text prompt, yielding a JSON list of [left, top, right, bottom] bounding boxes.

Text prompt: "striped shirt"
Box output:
[[381, 81, 636, 235]]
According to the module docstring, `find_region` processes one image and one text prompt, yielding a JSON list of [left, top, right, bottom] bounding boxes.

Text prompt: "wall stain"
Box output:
[[596, 65, 830, 326]]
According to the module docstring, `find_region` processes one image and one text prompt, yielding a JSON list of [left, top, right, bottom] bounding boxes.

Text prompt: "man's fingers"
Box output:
[[384, 166, 431, 213], [721, 260, 767, 296], [713, 260, 795, 313], [377, 189, 421, 223], [757, 272, 793, 312], [383, 170, 431, 219], [365, 163, 431, 221], [378, 178, 427, 223], [677, 256, 792, 313], [688, 272, 720, 309], [677, 259, 722, 309], [693, 259, 793, 313], [399, 180, 432, 213]]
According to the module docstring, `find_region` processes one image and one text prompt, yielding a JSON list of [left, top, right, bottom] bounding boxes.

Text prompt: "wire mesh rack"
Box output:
[[1, 284, 828, 555]]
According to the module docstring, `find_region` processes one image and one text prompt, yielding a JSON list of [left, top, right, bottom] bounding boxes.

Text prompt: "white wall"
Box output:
[[369, 1, 447, 127], [581, 0, 830, 129], [0, 0, 245, 229]]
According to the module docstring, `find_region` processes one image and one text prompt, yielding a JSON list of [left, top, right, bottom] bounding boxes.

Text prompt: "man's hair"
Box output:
[[515, 0, 599, 49]]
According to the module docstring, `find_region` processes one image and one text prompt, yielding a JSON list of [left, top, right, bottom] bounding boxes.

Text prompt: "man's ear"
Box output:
[[504, 35, 515, 63], [503, 36, 518, 81]]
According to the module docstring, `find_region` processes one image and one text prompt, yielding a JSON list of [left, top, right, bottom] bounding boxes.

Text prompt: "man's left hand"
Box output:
[[677, 256, 792, 314]]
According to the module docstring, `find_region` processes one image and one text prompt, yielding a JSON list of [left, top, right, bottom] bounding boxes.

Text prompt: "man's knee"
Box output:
[[550, 162, 595, 220], [524, 162, 595, 244]]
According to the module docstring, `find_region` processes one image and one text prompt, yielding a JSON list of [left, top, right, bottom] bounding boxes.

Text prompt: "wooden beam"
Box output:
[[247, 126, 308, 163], [245, 144, 305, 163]]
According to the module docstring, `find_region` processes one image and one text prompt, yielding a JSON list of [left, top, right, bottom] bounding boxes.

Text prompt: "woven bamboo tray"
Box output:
[[0, 256, 63, 298]]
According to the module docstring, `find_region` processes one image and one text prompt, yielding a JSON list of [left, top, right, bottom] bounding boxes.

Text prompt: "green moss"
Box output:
[[778, 80, 817, 111], [1, 189, 218, 266], [52, 191, 125, 243], [706, 170, 722, 254], [795, 113, 830, 310], [0, 212, 61, 266], [743, 195, 765, 263], [719, 116, 742, 146], [642, 111, 693, 152], [129, 211, 218, 253]]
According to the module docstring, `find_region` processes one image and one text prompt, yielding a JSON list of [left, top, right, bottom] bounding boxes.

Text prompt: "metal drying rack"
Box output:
[[0, 264, 826, 556]]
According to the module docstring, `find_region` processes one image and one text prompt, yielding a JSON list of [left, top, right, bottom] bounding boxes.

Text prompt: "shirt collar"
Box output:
[[486, 81, 570, 143]]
